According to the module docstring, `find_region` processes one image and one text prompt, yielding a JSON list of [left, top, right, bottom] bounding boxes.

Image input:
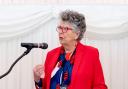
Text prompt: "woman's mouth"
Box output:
[[59, 36, 64, 39]]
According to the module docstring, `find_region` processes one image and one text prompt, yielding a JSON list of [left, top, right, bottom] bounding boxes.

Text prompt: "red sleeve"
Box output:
[[93, 49, 108, 89]]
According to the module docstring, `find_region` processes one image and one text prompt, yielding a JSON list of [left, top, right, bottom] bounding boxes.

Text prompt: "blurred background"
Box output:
[[0, 1, 128, 89]]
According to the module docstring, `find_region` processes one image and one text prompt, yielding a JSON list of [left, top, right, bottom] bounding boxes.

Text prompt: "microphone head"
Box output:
[[39, 43, 48, 49], [21, 42, 48, 49]]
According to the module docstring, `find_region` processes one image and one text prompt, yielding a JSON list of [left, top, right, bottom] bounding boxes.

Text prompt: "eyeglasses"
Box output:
[[56, 26, 73, 33]]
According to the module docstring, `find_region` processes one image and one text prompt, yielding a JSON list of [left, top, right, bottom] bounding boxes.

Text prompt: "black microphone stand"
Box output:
[[0, 47, 32, 79]]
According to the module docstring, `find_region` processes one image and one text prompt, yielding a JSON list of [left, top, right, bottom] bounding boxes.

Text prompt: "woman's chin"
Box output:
[[59, 40, 63, 44], [59, 40, 65, 45]]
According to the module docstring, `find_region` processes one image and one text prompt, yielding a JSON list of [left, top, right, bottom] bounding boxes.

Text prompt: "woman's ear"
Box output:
[[75, 31, 80, 40]]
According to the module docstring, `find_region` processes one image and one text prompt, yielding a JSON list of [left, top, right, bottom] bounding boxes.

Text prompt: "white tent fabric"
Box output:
[[0, 5, 128, 40], [0, 5, 128, 89]]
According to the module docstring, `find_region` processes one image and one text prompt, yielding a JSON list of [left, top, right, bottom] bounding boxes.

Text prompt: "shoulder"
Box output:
[[85, 45, 99, 57], [78, 43, 100, 64], [85, 45, 98, 52], [78, 42, 99, 53], [44, 46, 61, 65], [47, 46, 61, 55]]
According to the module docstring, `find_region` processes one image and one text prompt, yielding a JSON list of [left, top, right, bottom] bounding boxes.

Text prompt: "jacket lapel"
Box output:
[[49, 50, 60, 74], [46, 47, 61, 89], [70, 42, 85, 86]]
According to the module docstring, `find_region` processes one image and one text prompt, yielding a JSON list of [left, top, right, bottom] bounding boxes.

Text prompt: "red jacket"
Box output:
[[37, 42, 107, 89]]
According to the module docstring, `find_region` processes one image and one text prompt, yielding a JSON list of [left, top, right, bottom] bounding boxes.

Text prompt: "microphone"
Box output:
[[21, 43, 48, 49]]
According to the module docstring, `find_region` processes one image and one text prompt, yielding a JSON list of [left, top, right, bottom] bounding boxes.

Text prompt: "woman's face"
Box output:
[[57, 21, 78, 45]]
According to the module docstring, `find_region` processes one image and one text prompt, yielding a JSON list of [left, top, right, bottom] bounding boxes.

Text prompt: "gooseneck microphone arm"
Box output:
[[0, 42, 48, 79], [0, 48, 32, 79]]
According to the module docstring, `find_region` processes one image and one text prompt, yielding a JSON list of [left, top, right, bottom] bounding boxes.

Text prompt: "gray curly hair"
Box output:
[[59, 10, 86, 41]]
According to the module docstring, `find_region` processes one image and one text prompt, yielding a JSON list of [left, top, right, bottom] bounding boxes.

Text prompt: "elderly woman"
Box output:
[[33, 10, 107, 89]]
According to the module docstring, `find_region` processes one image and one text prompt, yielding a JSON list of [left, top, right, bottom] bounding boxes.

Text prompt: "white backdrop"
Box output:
[[0, 5, 128, 89]]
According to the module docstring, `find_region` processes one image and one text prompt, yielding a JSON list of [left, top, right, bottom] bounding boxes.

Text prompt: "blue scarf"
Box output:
[[50, 48, 75, 89]]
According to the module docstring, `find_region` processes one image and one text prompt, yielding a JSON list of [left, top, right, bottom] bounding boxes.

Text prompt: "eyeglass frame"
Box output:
[[56, 25, 74, 33]]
